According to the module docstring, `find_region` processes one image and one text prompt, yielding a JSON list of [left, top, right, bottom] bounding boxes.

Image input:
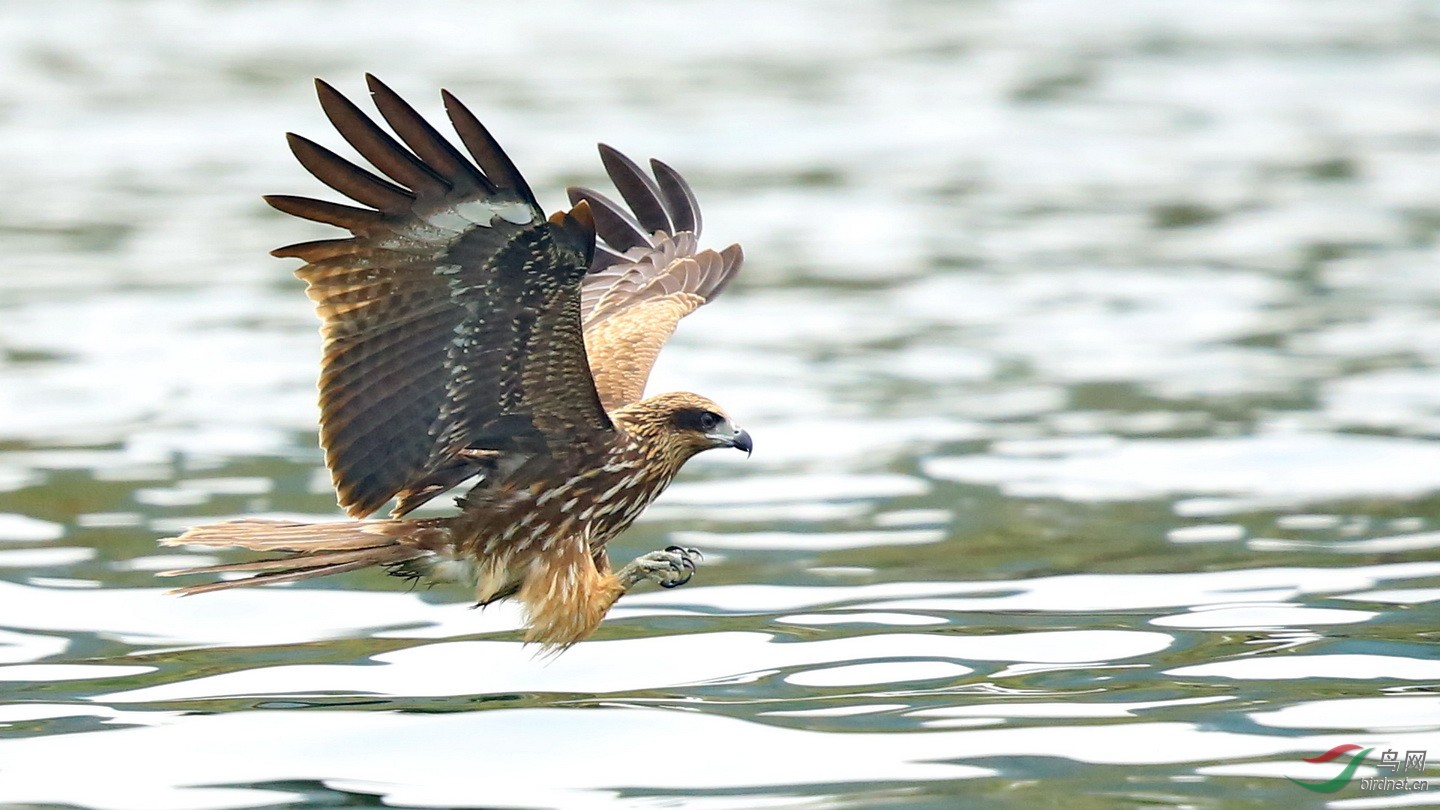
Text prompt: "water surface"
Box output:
[[2, 1, 1440, 807]]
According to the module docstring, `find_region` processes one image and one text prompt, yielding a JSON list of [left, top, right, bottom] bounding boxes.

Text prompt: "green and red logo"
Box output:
[[1289, 744, 1373, 793]]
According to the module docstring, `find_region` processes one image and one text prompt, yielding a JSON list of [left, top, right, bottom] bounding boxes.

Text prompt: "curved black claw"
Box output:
[[665, 545, 702, 571], [659, 546, 703, 588], [659, 561, 693, 587], [620, 546, 705, 591]]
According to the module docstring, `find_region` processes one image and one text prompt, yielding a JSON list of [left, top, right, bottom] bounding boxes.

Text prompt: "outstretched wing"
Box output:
[[568, 146, 743, 413], [267, 75, 612, 519]]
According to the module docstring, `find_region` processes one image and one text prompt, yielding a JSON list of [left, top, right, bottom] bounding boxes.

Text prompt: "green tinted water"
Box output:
[[0, 1, 1438, 807]]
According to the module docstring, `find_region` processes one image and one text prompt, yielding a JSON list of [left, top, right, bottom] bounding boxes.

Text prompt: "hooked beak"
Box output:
[[730, 428, 753, 457]]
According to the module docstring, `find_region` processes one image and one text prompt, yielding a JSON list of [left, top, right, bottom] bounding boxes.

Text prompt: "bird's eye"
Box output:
[[699, 411, 721, 431]]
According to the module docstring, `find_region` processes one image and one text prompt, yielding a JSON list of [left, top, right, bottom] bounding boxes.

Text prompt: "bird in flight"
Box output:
[[160, 75, 749, 649]]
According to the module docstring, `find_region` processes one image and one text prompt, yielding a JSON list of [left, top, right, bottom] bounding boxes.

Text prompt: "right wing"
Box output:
[[266, 75, 612, 518], [568, 147, 744, 413]]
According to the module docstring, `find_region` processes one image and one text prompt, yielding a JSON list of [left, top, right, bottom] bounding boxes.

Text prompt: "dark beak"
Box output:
[[731, 429, 753, 457]]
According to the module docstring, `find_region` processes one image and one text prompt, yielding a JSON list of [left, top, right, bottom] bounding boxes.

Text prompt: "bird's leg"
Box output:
[[515, 542, 703, 651], [615, 545, 703, 590]]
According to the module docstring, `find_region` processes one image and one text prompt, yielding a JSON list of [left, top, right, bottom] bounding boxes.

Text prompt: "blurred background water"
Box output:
[[1, 0, 1439, 807]]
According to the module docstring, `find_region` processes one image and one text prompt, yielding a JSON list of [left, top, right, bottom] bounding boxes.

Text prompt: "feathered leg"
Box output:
[[516, 538, 701, 650]]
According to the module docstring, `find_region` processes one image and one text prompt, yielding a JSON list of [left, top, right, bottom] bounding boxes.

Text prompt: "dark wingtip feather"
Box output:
[[270, 238, 359, 262], [597, 144, 671, 235], [313, 78, 449, 197], [285, 132, 415, 213], [264, 194, 385, 232], [567, 187, 651, 253], [365, 74, 491, 194], [441, 89, 537, 206], [650, 158, 702, 235]]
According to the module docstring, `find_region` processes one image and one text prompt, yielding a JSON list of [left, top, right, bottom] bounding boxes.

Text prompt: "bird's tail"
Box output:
[[157, 518, 451, 595]]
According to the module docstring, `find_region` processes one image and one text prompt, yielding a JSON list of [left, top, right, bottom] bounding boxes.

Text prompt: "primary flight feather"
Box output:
[[160, 76, 749, 649]]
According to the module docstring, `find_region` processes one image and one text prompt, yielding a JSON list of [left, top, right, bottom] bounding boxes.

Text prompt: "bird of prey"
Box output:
[[160, 75, 749, 649]]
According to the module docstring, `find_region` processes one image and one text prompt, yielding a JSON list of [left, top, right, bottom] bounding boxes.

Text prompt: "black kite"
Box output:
[[160, 76, 749, 649]]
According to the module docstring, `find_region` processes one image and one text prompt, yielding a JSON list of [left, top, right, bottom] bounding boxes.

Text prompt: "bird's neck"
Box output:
[[611, 414, 702, 483]]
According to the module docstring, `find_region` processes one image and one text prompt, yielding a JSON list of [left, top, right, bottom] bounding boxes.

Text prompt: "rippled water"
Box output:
[[3, 1, 1440, 807]]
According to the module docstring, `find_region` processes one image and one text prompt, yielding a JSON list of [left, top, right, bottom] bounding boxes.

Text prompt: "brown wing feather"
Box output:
[[567, 149, 743, 411], [584, 293, 705, 412], [269, 76, 613, 518]]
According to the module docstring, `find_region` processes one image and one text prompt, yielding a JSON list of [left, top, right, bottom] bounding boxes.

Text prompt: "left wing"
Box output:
[[569, 147, 743, 413], [266, 75, 612, 518]]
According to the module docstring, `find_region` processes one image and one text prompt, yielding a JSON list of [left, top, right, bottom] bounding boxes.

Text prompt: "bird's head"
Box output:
[[614, 392, 752, 465]]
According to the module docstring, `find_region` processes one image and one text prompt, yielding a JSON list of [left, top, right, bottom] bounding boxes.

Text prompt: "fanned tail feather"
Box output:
[[158, 518, 449, 595]]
